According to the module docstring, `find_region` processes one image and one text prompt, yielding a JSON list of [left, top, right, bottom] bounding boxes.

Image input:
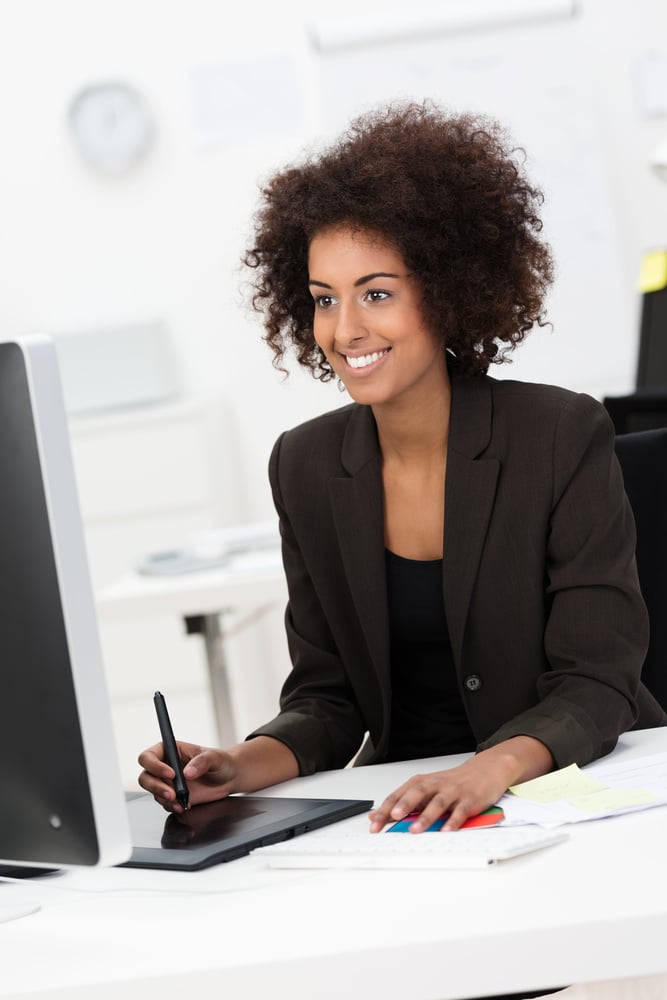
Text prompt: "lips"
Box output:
[[343, 348, 391, 369]]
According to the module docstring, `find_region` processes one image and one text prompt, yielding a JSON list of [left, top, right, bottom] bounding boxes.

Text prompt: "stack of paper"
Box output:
[[501, 753, 667, 827]]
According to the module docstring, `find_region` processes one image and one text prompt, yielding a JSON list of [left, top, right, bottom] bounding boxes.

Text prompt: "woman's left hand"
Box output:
[[368, 737, 554, 832]]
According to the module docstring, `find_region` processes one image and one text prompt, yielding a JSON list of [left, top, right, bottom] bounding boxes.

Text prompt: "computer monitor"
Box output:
[[601, 280, 667, 434], [0, 336, 131, 922], [637, 283, 667, 389]]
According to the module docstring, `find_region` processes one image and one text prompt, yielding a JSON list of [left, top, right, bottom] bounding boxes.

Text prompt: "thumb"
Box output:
[[183, 749, 216, 779]]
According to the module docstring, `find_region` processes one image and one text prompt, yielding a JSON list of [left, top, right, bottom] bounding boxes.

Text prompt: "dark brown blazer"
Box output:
[[251, 370, 666, 774]]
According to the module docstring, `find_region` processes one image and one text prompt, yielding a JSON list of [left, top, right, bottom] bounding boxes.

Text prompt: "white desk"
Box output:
[[96, 551, 287, 744], [2, 729, 667, 1000]]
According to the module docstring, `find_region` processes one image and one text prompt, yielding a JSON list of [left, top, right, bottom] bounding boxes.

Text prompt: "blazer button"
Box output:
[[464, 674, 482, 692]]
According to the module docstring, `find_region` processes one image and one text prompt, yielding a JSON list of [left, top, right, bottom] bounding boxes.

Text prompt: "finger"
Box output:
[[406, 792, 459, 833], [137, 770, 186, 813], [387, 785, 433, 821], [174, 740, 204, 765], [369, 804, 403, 832], [137, 763, 176, 794], [369, 782, 429, 831], [442, 799, 483, 832], [182, 749, 221, 780], [155, 791, 186, 813], [137, 744, 174, 781], [154, 791, 185, 814], [138, 766, 174, 796], [368, 790, 410, 831]]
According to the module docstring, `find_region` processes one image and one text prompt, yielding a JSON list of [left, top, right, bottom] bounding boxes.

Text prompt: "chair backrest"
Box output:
[[604, 390, 667, 435], [614, 428, 667, 709]]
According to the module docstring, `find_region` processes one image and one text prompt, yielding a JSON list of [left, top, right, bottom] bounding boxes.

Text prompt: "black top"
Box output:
[[385, 549, 476, 762]]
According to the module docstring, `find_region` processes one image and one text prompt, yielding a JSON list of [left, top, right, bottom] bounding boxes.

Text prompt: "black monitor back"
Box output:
[[637, 284, 667, 389], [0, 338, 130, 871]]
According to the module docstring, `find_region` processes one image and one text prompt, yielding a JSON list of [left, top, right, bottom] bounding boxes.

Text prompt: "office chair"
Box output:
[[614, 427, 667, 710], [603, 272, 667, 433], [603, 390, 667, 435]]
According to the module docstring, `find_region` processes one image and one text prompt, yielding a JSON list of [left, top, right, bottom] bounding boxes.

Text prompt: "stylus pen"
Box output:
[[153, 691, 189, 810]]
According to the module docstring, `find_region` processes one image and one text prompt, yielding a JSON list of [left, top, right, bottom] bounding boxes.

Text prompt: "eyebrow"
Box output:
[[308, 271, 401, 289]]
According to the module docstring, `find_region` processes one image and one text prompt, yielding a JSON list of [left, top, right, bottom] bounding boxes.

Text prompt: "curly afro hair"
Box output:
[[243, 100, 554, 380]]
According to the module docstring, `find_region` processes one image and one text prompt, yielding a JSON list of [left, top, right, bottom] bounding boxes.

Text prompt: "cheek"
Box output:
[[312, 325, 324, 353], [312, 316, 332, 354]]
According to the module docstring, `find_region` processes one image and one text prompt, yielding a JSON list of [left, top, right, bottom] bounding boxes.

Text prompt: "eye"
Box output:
[[364, 289, 391, 303], [313, 294, 337, 309]]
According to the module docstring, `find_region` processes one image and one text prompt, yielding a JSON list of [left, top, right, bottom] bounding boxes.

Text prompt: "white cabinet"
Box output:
[[69, 395, 243, 590], [68, 396, 244, 787]]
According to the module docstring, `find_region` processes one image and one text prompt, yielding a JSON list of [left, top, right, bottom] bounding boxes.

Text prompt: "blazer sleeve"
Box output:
[[246, 432, 368, 775], [478, 392, 654, 766]]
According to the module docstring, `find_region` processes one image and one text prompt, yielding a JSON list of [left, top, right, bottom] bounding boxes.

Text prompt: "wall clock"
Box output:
[[68, 81, 154, 174]]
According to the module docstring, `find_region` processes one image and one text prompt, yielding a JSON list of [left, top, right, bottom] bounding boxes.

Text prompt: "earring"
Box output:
[[337, 378, 347, 393]]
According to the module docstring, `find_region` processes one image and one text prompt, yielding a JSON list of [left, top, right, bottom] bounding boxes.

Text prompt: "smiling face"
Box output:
[[308, 226, 448, 410]]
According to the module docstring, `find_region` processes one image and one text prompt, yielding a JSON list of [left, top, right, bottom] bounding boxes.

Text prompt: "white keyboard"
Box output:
[[253, 827, 568, 870]]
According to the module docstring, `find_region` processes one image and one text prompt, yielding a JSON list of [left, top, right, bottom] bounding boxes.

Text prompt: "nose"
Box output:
[[335, 299, 367, 347]]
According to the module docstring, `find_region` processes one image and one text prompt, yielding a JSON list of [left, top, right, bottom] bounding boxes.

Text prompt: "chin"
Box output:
[[342, 385, 391, 407]]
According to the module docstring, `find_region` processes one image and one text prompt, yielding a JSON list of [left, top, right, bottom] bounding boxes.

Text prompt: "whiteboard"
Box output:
[[314, 15, 635, 398]]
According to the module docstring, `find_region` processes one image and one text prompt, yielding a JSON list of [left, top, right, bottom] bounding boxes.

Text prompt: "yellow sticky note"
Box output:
[[638, 250, 667, 293], [568, 788, 660, 814], [509, 763, 607, 803]]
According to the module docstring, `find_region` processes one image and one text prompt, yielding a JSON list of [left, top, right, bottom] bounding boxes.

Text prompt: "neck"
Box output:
[[372, 369, 452, 465]]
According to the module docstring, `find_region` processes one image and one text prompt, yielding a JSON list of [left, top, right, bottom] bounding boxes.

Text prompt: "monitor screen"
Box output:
[[0, 336, 131, 917]]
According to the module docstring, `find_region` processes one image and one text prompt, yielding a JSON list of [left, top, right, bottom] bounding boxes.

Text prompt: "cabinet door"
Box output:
[[69, 396, 242, 587]]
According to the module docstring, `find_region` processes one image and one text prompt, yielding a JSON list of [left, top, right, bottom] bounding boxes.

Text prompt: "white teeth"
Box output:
[[346, 350, 388, 369]]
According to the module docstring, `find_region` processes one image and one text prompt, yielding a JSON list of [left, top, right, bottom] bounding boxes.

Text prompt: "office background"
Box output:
[[0, 0, 666, 784]]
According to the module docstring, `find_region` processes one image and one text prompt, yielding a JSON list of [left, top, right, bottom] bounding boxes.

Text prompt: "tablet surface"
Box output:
[[121, 793, 373, 871]]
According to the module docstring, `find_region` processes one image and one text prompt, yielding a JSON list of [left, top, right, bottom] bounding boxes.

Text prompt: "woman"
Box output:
[[139, 101, 665, 834]]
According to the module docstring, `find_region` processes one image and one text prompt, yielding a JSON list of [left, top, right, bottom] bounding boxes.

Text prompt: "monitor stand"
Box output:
[[0, 897, 41, 924], [0, 866, 51, 923]]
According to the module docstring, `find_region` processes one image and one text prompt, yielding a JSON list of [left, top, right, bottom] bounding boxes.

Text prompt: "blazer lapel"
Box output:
[[444, 373, 500, 667], [327, 407, 391, 696], [325, 375, 500, 698]]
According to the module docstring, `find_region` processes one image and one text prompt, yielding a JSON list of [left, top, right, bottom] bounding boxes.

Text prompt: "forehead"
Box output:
[[308, 225, 407, 277]]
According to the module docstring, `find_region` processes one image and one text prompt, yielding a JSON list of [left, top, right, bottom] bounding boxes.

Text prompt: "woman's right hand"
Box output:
[[137, 740, 237, 813]]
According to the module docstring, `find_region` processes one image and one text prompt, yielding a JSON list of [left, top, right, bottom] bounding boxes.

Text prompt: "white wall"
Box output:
[[1, 0, 667, 780]]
